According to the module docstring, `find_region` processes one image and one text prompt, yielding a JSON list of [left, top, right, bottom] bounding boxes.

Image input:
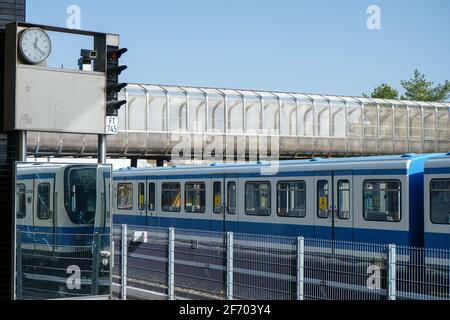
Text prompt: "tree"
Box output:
[[400, 69, 450, 102], [363, 83, 399, 99]]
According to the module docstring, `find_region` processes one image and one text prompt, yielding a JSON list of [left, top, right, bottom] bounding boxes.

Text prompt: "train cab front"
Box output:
[[15, 163, 112, 299], [60, 164, 112, 295]]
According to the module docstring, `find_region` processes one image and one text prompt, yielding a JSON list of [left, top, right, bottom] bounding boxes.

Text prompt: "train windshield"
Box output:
[[64, 167, 97, 225], [430, 179, 450, 225]]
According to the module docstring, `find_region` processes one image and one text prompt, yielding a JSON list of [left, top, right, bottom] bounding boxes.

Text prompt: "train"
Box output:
[[424, 154, 450, 248], [16, 154, 450, 250], [15, 163, 111, 297], [112, 153, 450, 249], [14, 155, 450, 299]]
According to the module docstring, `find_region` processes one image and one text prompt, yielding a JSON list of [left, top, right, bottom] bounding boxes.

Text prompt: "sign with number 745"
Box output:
[[105, 116, 118, 135]]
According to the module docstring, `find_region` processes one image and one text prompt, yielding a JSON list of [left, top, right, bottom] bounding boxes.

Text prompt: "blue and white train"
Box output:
[[15, 163, 112, 295], [16, 163, 111, 246], [112, 153, 450, 248], [424, 155, 450, 249]]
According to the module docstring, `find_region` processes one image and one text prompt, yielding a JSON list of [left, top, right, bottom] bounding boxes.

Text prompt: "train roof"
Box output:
[[425, 153, 450, 169], [16, 163, 99, 172], [114, 153, 442, 176]]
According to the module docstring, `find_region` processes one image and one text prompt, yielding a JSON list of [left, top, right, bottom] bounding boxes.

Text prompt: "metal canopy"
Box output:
[[27, 83, 450, 158]]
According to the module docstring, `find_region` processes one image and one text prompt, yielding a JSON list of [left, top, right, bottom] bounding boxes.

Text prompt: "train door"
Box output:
[[212, 178, 226, 233], [314, 171, 354, 241], [16, 179, 33, 227], [96, 166, 111, 234], [147, 180, 157, 227], [134, 178, 157, 228], [16, 178, 34, 251], [211, 175, 232, 232], [33, 175, 55, 249], [224, 177, 239, 233], [137, 179, 147, 226], [333, 173, 354, 241]]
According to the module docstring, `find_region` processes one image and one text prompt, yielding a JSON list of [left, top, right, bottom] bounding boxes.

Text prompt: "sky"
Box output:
[[26, 0, 450, 98]]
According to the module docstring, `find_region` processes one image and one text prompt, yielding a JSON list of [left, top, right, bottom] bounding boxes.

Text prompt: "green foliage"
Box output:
[[364, 70, 450, 102], [363, 83, 399, 99], [400, 70, 450, 102]]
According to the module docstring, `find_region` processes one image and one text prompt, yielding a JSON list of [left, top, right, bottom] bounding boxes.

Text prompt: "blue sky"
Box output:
[[27, 0, 450, 98]]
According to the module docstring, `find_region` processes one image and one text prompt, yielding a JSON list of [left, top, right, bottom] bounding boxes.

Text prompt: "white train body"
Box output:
[[112, 154, 437, 247]]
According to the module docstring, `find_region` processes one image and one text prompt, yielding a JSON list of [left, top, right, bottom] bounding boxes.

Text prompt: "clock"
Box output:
[[19, 27, 52, 65]]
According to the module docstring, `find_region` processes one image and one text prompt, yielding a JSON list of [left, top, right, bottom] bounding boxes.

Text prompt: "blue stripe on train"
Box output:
[[113, 214, 411, 246], [425, 167, 450, 175], [17, 173, 56, 180], [424, 232, 450, 249], [16, 225, 110, 234]]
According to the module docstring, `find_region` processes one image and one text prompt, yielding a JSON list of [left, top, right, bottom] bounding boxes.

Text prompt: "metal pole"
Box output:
[[226, 232, 234, 300], [98, 134, 106, 164], [121, 224, 127, 300], [168, 227, 175, 300], [91, 233, 100, 296], [18, 131, 27, 162], [297, 236, 304, 300], [387, 244, 396, 300]]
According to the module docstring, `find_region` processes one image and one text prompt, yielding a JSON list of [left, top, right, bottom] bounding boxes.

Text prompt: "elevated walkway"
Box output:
[[27, 84, 450, 158]]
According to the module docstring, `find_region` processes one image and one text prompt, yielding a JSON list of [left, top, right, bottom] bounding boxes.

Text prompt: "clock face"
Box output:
[[19, 28, 52, 65]]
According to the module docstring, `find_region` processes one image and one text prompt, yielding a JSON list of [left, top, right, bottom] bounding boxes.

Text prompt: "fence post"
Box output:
[[121, 224, 127, 300], [91, 233, 100, 296], [297, 236, 304, 300], [226, 232, 234, 300], [110, 239, 114, 300], [168, 227, 175, 300], [387, 244, 396, 300], [16, 231, 23, 300]]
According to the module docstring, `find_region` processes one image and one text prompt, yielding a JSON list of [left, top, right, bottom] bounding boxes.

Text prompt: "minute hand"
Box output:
[[35, 44, 46, 56]]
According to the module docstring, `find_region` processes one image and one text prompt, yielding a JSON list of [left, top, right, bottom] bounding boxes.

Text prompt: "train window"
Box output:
[[337, 180, 350, 220], [245, 182, 271, 216], [138, 183, 145, 210], [65, 167, 97, 225], [16, 184, 26, 219], [213, 182, 222, 214], [37, 183, 50, 220], [363, 180, 401, 222], [162, 182, 181, 212], [317, 180, 329, 219], [148, 183, 155, 211], [277, 181, 306, 218], [185, 182, 206, 213], [227, 182, 236, 215], [430, 179, 450, 225], [117, 183, 133, 210]]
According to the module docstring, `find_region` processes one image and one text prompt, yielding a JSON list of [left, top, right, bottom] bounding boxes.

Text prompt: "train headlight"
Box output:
[[100, 250, 111, 258]]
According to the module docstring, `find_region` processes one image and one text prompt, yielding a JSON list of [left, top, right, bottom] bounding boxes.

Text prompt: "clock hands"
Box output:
[[20, 28, 51, 64], [35, 45, 46, 57], [32, 36, 46, 57]]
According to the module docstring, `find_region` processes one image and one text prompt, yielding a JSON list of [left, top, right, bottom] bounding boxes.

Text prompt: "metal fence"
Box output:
[[16, 230, 112, 300], [112, 224, 450, 301]]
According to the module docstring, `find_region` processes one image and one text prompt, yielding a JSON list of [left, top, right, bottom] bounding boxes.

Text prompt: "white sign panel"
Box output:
[[105, 116, 118, 135], [15, 66, 106, 134]]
